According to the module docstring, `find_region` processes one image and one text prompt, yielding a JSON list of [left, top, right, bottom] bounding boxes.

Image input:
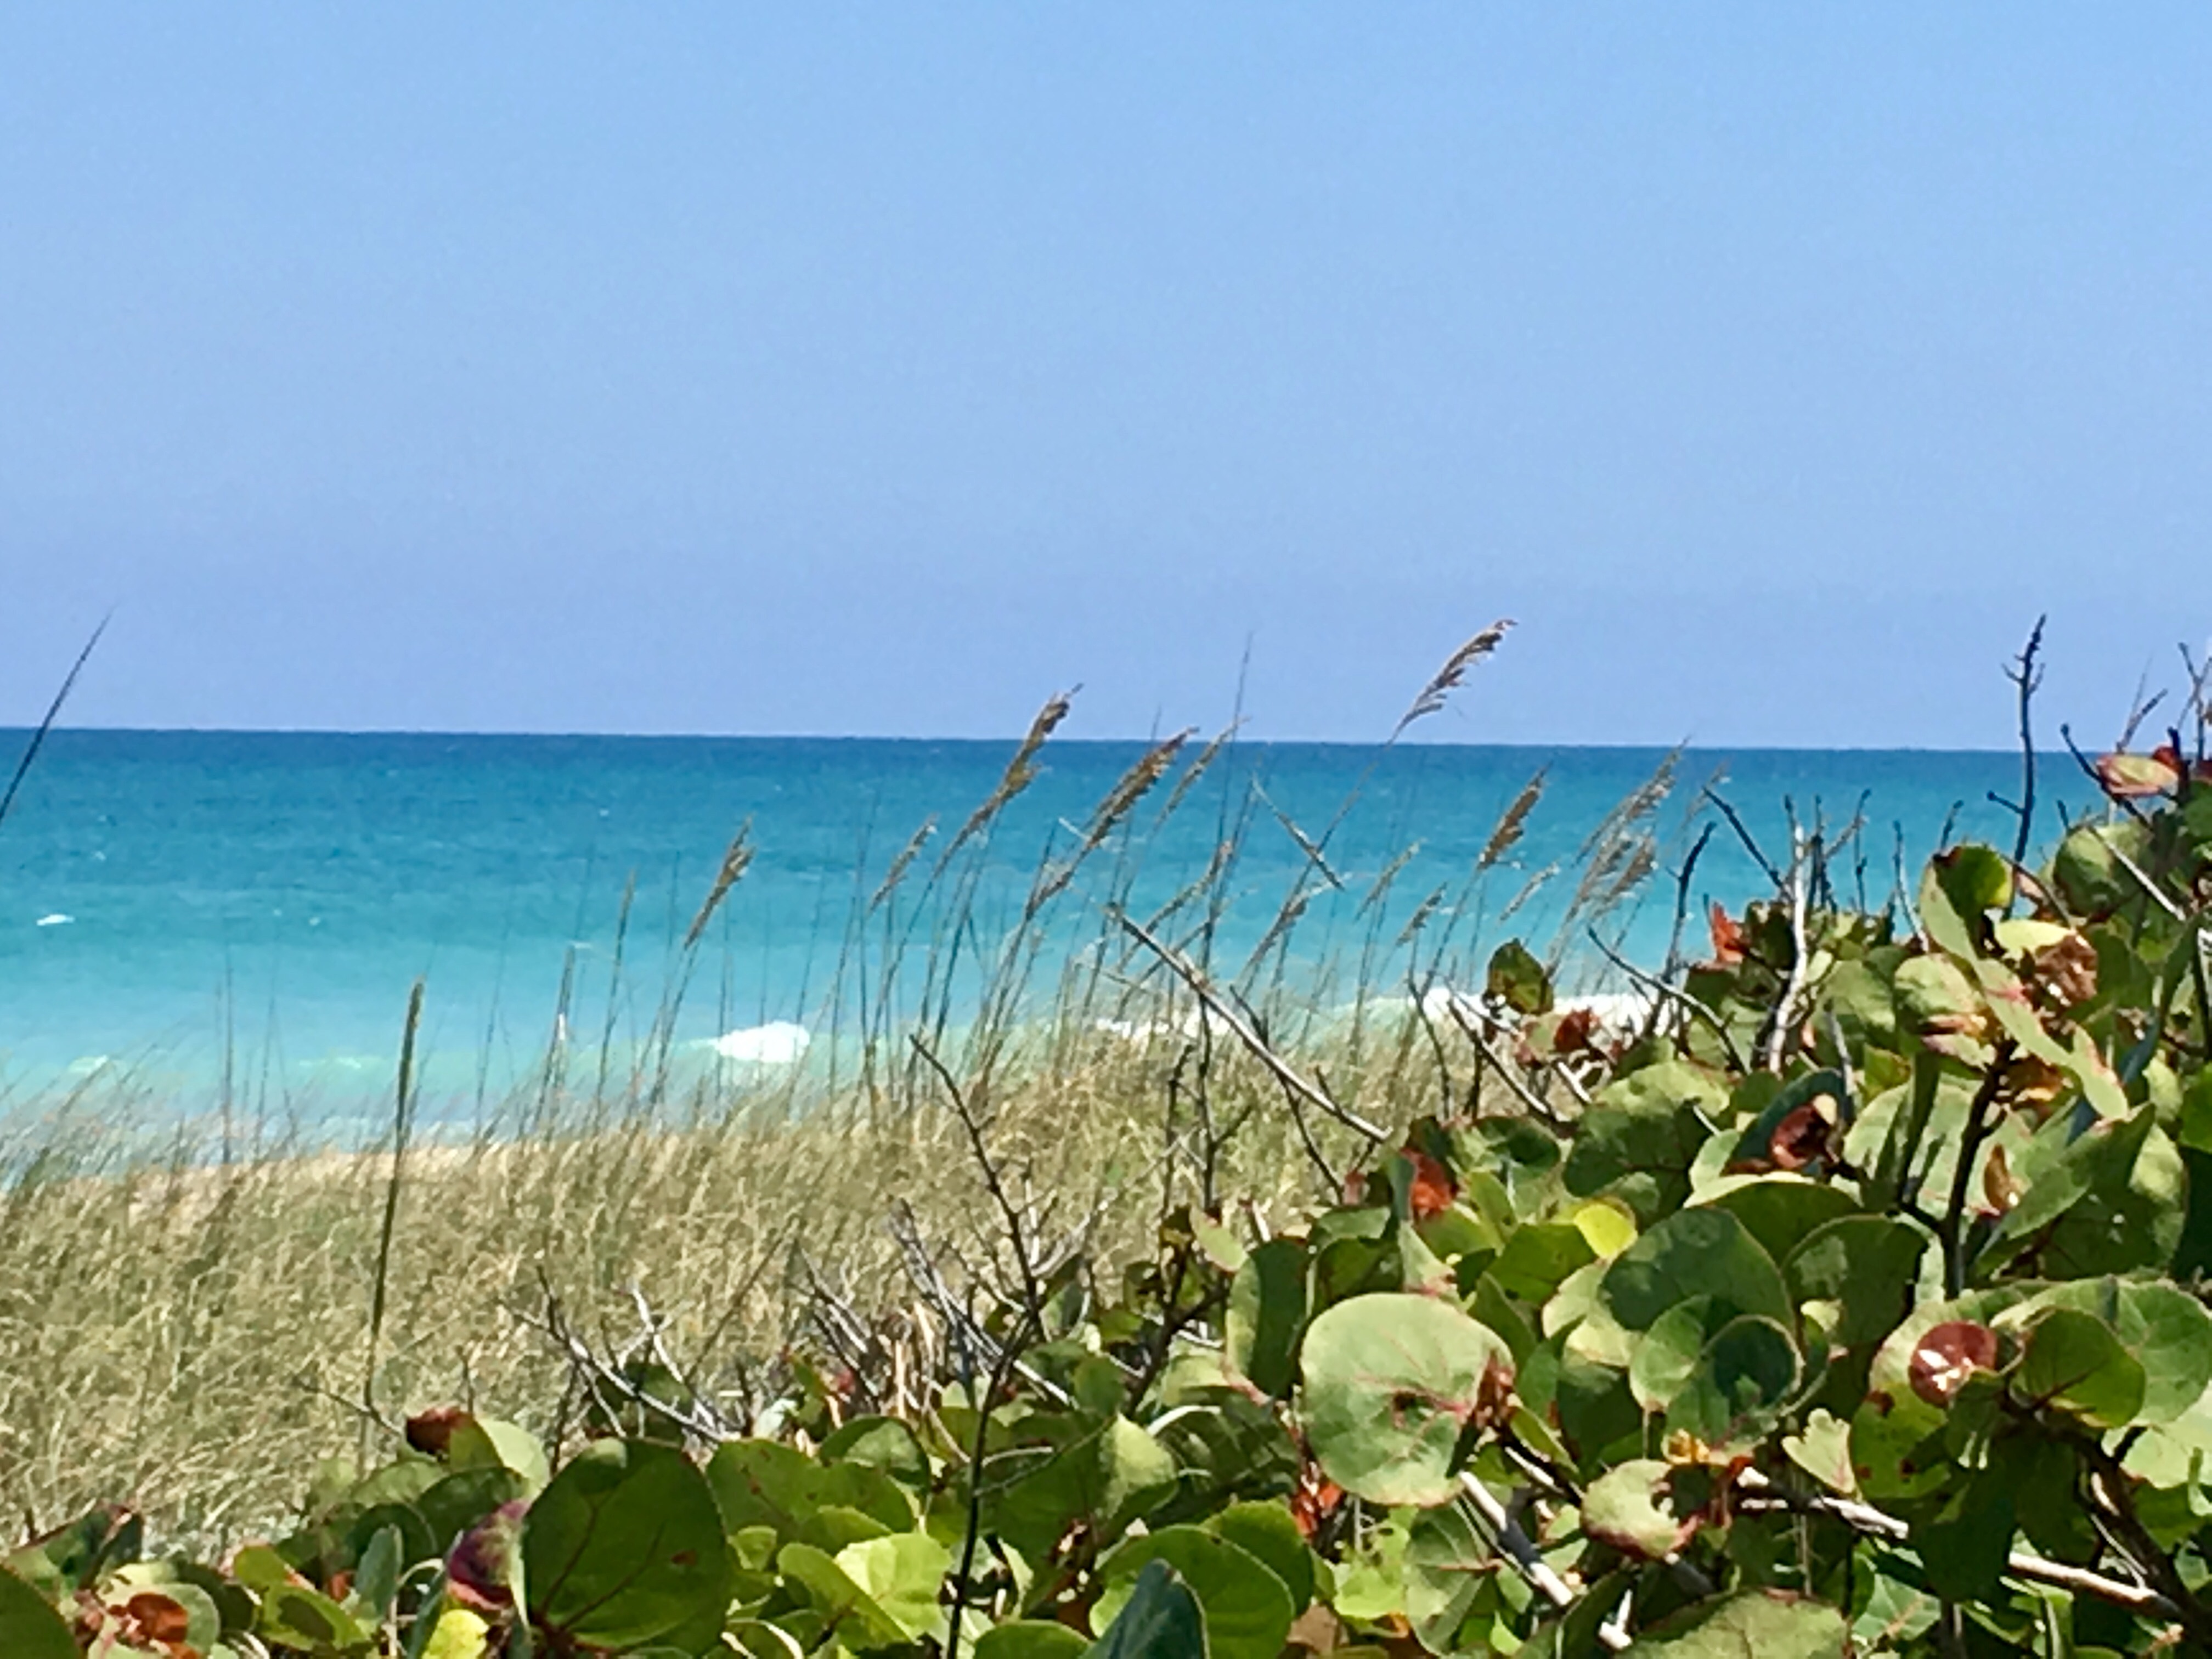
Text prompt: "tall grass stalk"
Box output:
[[360, 978, 425, 1457]]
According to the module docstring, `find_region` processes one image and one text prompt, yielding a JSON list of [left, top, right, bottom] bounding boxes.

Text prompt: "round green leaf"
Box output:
[[974, 1622, 1090, 1659], [446, 1416, 550, 1493], [1094, 1527, 1294, 1659], [1582, 1459, 1699, 1561], [1600, 1207, 1791, 1335], [1298, 1292, 1514, 1506], [2002, 1280, 2212, 1424], [1703, 1175, 1858, 1266], [1486, 939, 1554, 1015], [778, 1542, 910, 1652], [834, 1532, 952, 1641], [1404, 1498, 1492, 1647], [257, 1583, 370, 1652], [1086, 1559, 1206, 1659], [1664, 1314, 1802, 1446], [1564, 1062, 1725, 1225], [0, 1566, 76, 1659], [706, 1438, 915, 1545], [1226, 1238, 1309, 1398], [1207, 1500, 1314, 1613], [1784, 1217, 1928, 1349], [2051, 821, 2149, 918], [524, 1439, 733, 1655], [820, 1415, 932, 1496], [1486, 1222, 1598, 1304], [1932, 845, 2013, 932], [1893, 955, 1983, 1036], [1628, 1299, 1712, 1414], [2014, 1308, 2145, 1429], [984, 1412, 1177, 1565], [1620, 1587, 1848, 1654]]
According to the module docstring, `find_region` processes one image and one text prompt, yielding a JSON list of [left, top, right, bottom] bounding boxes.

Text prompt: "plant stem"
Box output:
[[1940, 1040, 2016, 1297], [363, 978, 425, 1455]]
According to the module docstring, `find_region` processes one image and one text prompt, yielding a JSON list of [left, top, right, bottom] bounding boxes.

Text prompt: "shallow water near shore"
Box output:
[[0, 729, 2044, 1130]]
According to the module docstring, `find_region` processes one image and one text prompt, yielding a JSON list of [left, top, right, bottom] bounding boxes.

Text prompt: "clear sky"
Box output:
[[3, 7, 2208, 747]]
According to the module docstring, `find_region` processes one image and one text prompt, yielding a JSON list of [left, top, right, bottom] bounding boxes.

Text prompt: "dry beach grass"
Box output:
[[0, 1016, 1435, 1545]]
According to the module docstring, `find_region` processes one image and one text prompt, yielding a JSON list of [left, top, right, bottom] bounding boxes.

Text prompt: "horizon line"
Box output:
[[0, 722, 2055, 758]]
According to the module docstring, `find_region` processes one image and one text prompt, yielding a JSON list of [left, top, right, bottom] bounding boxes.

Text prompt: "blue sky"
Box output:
[[2, 6, 2208, 747]]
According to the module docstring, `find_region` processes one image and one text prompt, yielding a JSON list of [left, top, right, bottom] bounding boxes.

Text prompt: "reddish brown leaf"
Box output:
[[1286, 1605, 1351, 1655], [447, 1499, 527, 1612], [2027, 932, 2100, 1008], [2094, 749, 2182, 800], [406, 1405, 472, 1458], [1982, 1144, 2023, 1215], [1472, 1353, 1519, 1431], [1552, 1006, 1604, 1058], [1908, 1321, 2000, 1407], [1708, 901, 1747, 966], [1768, 1094, 1839, 1172], [1404, 1149, 1457, 1220], [1288, 1465, 1345, 1542], [2003, 1053, 2068, 1114], [122, 1592, 193, 1646]]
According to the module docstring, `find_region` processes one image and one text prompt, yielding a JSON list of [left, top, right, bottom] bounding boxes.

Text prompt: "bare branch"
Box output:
[[1457, 1473, 1630, 1652], [910, 1034, 1046, 1317], [1757, 818, 1816, 1074], [1440, 995, 1570, 1132], [1731, 1469, 2192, 1631], [1585, 932, 1748, 1073], [1699, 786, 1785, 891], [1253, 782, 1346, 890], [1113, 908, 1388, 1143], [2006, 616, 2047, 874]]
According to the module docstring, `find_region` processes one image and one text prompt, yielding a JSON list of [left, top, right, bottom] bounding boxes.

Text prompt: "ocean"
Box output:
[[0, 730, 2045, 1132]]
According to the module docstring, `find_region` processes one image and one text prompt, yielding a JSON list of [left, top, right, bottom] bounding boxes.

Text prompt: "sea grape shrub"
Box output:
[[8, 778, 2212, 1655]]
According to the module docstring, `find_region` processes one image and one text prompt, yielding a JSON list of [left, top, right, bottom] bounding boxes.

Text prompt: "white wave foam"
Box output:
[[1093, 1007, 1238, 1043], [1419, 984, 1481, 1024], [709, 1020, 812, 1065], [35, 913, 74, 927], [1417, 983, 1659, 1040]]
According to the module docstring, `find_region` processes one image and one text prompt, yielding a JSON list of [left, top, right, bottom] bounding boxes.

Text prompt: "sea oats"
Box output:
[[1391, 618, 1514, 741]]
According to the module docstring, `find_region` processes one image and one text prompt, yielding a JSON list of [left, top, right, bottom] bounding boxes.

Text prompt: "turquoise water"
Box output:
[[0, 730, 2046, 1126]]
